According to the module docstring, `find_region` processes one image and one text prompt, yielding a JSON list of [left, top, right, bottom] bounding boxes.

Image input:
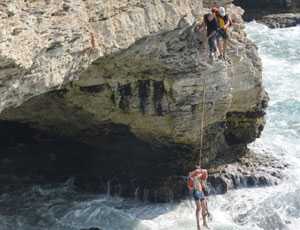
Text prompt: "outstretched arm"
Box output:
[[195, 18, 206, 33], [199, 22, 206, 32], [224, 15, 232, 30]]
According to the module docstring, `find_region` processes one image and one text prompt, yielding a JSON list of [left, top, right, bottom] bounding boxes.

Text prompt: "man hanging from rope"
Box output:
[[188, 165, 209, 230]]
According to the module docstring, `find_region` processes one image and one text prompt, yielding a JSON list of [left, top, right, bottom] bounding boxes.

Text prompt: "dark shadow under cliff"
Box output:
[[0, 121, 194, 202]]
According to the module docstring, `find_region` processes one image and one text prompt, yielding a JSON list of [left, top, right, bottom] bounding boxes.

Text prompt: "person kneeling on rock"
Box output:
[[188, 165, 209, 230], [196, 13, 220, 60]]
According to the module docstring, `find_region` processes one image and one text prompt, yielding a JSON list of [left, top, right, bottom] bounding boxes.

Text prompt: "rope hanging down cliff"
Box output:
[[199, 80, 206, 167], [193, 26, 207, 167]]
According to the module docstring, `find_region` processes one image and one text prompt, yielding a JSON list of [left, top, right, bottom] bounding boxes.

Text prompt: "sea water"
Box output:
[[1, 22, 300, 230]]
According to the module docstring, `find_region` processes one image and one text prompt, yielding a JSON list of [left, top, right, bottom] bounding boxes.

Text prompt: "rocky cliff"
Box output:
[[0, 0, 268, 201]]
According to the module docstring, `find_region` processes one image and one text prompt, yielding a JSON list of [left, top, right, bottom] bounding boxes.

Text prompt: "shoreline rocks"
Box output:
[[207, 150, 288, 194], [260, 13, 300, 28], [233, 0, 300, 21]]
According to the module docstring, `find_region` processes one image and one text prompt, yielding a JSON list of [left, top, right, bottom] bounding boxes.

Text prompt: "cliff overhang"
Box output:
[[0, 0, 268, 201]]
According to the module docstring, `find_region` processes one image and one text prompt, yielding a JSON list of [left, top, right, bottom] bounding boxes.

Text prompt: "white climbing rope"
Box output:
[[199, 79, 206, 167], [193, 26, 207, 167]]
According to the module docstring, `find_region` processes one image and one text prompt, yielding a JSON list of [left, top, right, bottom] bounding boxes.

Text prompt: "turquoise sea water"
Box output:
[[0, 22, 300, 230]]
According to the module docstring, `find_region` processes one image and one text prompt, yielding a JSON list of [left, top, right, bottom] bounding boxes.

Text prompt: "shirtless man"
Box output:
[[188, 165, 209, 230]]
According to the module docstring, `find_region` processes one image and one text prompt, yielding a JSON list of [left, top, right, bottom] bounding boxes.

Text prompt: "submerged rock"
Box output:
[[0, 1, 269, 201]]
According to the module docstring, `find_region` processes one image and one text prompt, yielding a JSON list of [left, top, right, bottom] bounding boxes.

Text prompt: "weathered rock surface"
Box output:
[[0, 1, 270, 201], [260, 13, 300, 28], [0, 0, 203, 112]]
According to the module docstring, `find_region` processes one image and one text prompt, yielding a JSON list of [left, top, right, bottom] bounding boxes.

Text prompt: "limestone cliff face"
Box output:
[[0, 0, 202, 111], [0, 1, 268, 200]]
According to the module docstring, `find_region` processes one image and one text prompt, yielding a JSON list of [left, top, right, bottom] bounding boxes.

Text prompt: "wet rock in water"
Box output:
[[207, 150, 288, 194], [260, 13, 300, 28], [208, 174, 231, 194]]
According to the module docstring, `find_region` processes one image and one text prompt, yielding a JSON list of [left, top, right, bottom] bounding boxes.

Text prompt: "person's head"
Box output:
[[211, 7, 218, 15], [219, 7, 226, 17]]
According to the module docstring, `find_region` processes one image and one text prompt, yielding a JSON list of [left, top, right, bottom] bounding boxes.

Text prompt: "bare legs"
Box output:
[[195, 199, 209, 230], [218, 38, 224, 58], [224, 39, 227, 57], [218, 37, 227, 59], [196, 200, 202, 230], [201, 200, 209, 228], [208, 34, 220, 62]]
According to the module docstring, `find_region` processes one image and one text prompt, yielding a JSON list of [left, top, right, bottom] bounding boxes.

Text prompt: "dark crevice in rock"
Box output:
[[138, 80, 151, 114], [153, 81, 165, 116], [80, 228, 102, 230], [118, 83, 132, 112], [79, 84, 109, 94]]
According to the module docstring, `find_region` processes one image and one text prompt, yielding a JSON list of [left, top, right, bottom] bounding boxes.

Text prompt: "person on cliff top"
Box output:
[[188, 165, 209, 230], [196, 12, 220, 60], [213, 6, 232, 59]]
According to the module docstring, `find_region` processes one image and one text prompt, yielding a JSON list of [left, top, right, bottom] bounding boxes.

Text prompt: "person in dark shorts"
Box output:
[[215, 7, 232, 58], [197, 13, 220, 59], [188, 165, 209, 230]]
